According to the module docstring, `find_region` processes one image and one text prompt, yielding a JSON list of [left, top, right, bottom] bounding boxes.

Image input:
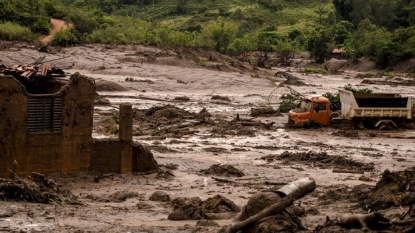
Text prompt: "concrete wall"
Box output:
[[0, 73, 95, 178], [91, 140, 135, 174], [90, 139, 121, 173]]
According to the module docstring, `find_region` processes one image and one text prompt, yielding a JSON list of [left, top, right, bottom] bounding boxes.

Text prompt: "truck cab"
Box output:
[[288, 95, 331, 127]]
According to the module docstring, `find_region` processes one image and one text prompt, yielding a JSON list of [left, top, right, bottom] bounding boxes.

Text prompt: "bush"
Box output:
[[31, 16, 51, 35], [51, 28, 79, 46]]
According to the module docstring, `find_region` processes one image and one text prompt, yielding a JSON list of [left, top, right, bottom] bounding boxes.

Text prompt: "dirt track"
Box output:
[[1, 44, 415, 232]]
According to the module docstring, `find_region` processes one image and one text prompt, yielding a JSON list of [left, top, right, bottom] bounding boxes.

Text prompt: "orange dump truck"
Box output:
[[288, 90, 415, 129]]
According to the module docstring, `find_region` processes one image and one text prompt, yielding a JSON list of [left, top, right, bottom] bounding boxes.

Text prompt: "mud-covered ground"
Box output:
[[1, 43, 415, 232]]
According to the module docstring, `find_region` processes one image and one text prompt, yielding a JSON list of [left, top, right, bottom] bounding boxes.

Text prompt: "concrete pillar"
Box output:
[[119, 104, 133, 141]]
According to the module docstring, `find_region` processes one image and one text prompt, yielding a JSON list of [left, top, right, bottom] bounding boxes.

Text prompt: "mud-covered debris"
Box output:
[[168, 197, 203, 220], [268, 151, 374, 171], [201, 195, 241, 214], [275, 72, 306, 86], [0, 172, 79, 205], [0, 63, 65, 79], [211, 120, 256, 137], [95, 97, 110, 106], [168, 195, 240, 221], [125, 77, 154, 84], [211, 95, 231, 102], [332, 130, 359, 138], [237, 192, 305, 233], [198, 107, 211, 122], [339, 212, 390, 231], [360, 166, 415, 210], [156, 168, 175, 181], [86, 190, 142, 203], [201, 164, 245, 177], [250, 105, 276, 117], [174, 96, 190, 101], [196, 220, 220, 227], [162, 163, 179, 170], [203, 147, 228, 153], [149, 191, 171, 202], [95, 80, 128, 92], [238, 192, 281, 220], [136, 202, 154, 210], [144, 104, 190, 120]]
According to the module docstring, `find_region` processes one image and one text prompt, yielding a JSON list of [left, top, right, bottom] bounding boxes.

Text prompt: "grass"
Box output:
[[0, 22, 35, 41], [304, 67, 327, 74]]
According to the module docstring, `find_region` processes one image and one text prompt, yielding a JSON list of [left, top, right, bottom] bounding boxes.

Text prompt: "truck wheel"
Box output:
[[304, 121, 320, 129], [378, 123, 392, 131]]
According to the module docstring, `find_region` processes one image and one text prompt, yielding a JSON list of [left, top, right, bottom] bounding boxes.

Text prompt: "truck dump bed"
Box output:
[[339, 90, 414, 119]]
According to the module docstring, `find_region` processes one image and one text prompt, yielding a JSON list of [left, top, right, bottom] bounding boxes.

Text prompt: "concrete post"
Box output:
[[119, 104, 133, 141]]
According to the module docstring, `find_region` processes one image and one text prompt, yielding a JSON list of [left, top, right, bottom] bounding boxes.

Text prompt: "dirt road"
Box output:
[[1, 44, 415, 232], [40, 18, 72, 44]]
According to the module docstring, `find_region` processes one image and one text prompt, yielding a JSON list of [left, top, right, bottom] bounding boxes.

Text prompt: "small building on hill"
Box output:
[[331, 48, 346, 59]]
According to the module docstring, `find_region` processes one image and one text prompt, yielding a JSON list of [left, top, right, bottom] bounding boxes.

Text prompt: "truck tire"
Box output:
[[304, 120, 320, 129], [378, 122, 392, 131]]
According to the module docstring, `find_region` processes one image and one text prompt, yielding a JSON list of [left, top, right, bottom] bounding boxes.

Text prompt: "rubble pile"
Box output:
[[237, 192, 305, 233], [0, 172, 79, 205], [264, 150, 375, 170], [201, 164, 245, 177], [0, 63, 65, 79], [168, 195, 240, 220]]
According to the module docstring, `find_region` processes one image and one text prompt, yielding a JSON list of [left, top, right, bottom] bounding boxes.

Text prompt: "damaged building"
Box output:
[[0, 70, 158, 178]]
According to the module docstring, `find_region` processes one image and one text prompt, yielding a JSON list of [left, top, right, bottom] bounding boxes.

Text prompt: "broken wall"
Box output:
[[0, 73, 95, 178], [91, 140, 158, 174]]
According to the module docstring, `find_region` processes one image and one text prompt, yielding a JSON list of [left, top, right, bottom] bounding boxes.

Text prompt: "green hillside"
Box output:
[[1, 0, 415, 68]]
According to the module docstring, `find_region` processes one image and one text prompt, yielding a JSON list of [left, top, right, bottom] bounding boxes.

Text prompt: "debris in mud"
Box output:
[[149, 145, 178, 154], [95, 96, 111, 106], [211, 95, 231, 102], [0, 63, 65, 79], [85, 190, 142, 203], [339, 212, 390, 231], [277, 86, 303, 113], [250, 105, 276, 117], [201, 164, 245, 177], [139, 105, 193, 122], [275, 71, 306, 86], [211, 120, 256, 137], [0, 172, 79, 205], [361, 77, 415, 86], [167, 197, 202, 220], [156, 168, 175, 181], [314, 214, 390, 233], [203, 147, 228, 153], [332, 130, 359, 138], [266, 151, 374, 171], [149, 191, 171, 202], [168, 195, 240, 220], [238, 192, 282, 220], [125, 77, 154, 84], [359, 166, 415, 210], [173, 96, 190, 102], [196, 220, 220, 227], [161, 163, 179, 170], [197, 107, 211, 122], [226, 178, 315, 233], [95, 80, 129, 91]]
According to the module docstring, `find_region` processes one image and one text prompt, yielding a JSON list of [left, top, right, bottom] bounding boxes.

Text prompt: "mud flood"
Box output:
[[1, 44, 415, 232]]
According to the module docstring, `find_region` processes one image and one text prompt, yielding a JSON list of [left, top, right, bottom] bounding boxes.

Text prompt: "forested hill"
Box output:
[[0, 0, 414, 67]]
